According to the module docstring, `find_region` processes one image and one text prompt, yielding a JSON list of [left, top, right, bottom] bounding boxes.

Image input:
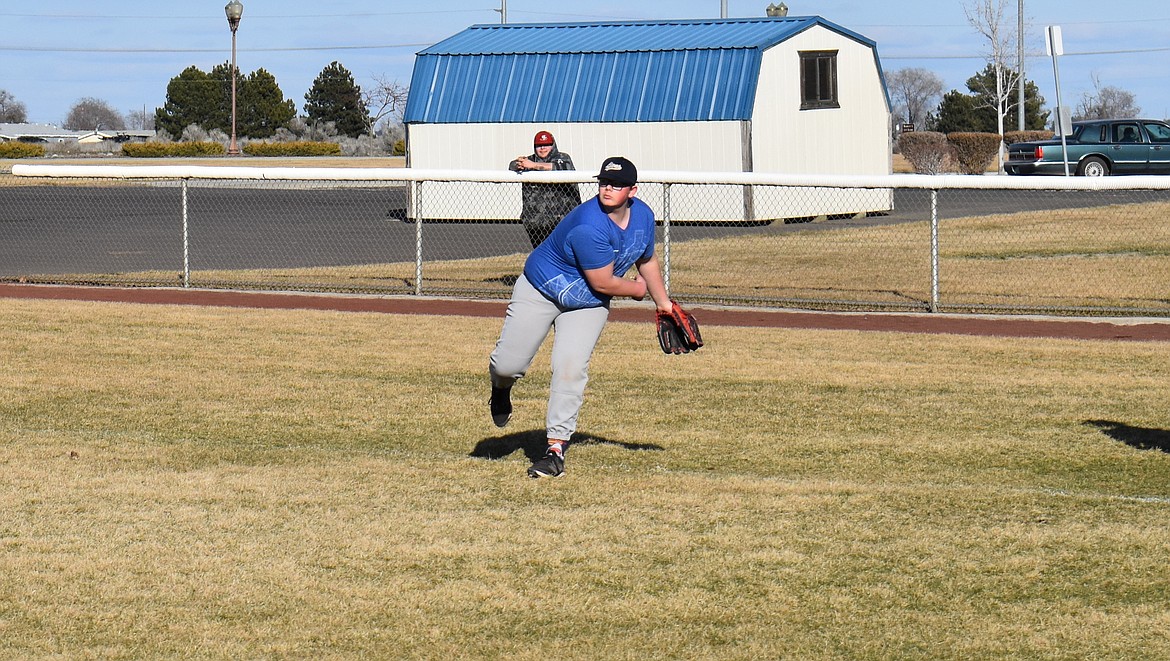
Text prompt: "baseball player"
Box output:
[[488, 156, 675, 478]]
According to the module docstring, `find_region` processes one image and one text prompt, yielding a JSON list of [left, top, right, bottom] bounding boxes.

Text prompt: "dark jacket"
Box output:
[[509, 144, 581, 225]]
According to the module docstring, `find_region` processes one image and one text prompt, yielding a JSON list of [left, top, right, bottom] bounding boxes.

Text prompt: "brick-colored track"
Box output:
[[2, 283, 1167, 342]]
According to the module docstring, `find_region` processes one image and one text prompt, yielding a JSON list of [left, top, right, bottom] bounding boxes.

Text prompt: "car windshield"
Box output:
[[1143, 122, 1170, 143]]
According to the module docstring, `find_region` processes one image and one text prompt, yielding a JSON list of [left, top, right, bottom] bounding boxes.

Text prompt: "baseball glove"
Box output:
[[656, 300, 703, 354]]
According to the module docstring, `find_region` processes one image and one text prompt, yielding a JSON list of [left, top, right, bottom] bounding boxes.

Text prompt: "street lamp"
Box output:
[[765, 3, 788, 17], [225, 0, 243, 156]]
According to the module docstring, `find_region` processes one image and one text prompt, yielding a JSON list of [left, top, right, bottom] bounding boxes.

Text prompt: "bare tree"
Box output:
[[1074, 74, 1141, 120], [64, 97, 126, 131], [887, 68, 945, 131], [363, 74, 409, 134], [0, 89, 28, 123], [125, 108, 155, 131], [964, 0, 1023, 171]]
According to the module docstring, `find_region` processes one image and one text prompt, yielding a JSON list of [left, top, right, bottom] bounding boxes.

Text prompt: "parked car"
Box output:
[[1004, 119, 1170, 176]]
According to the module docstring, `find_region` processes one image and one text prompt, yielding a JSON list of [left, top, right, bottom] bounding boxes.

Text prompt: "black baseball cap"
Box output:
[[595, 156, 638, 186]]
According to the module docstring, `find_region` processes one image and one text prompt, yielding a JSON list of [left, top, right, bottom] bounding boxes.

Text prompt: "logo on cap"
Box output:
[[595, 156, 637, 186]]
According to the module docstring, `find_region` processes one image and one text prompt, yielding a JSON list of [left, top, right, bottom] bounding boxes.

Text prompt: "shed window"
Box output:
[[800, 50, 839, 110]]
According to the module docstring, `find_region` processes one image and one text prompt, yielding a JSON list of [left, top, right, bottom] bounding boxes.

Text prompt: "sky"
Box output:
[[3, 0, 1169, 127]]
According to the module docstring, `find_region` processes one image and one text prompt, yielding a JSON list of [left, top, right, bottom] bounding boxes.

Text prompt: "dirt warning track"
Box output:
[[1, 283, 1167, 343]]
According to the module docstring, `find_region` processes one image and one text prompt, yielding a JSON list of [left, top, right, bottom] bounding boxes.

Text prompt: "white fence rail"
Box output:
[[6, 165, 1170, 316]]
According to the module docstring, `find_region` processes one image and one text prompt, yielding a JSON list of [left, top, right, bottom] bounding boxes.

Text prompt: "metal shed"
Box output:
[[404, 16, 892, 221]]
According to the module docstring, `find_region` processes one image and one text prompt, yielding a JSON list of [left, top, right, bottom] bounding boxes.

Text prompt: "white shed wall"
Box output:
[[748, 27, 893, 218], [752, 28, 891, 175], [407, 121, 747, 221]]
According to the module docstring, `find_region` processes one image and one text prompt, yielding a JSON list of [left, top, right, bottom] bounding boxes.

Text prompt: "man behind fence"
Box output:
[[508, 130, 581, 248]]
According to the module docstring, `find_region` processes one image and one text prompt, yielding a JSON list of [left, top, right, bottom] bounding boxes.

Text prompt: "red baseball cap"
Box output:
[[534, 131, 554, 146]]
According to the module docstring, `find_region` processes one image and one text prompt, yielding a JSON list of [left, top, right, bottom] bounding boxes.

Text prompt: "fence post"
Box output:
[[181, 179, 190, 288], [413, 180, 423, 296], [662, 182, 672, 294], [930, 188, 939, 313]]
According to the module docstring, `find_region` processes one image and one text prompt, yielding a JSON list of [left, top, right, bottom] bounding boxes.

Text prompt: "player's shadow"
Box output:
[[470, 429, 664, 462], [1083, 419, 1170, 453]]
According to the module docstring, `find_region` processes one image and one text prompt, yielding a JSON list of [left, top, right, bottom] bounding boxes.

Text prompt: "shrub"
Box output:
[[122, 141, 226, 157], [946, 132, 1002, 175], [1004, 130, 1055, 145], [897, 131, 952, 174], [243, 141, 342, 157], [0, 141, 46, 158]]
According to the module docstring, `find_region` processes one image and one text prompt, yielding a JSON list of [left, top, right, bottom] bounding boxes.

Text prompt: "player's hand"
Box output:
[[631, 274, 647, 301]]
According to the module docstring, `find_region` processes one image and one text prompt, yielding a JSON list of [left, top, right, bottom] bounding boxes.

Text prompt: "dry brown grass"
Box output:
[[2, 298, 1169, 659], [77, 200, 1169, 313]]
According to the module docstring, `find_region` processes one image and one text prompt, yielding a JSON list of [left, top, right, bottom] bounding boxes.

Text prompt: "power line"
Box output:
[[884, 46, 1170, 60], [0, 10, 488, 20], [0, 44, 431, 54]]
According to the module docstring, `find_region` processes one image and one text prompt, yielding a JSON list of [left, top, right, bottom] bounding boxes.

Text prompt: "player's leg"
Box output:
[[545, 304, 609, 443], [488, 274, 558, 426]]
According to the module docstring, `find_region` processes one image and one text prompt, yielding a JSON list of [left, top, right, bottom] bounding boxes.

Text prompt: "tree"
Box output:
[[931, 90, 986, 134], [1074, 74, 1141, 121], [0, 89, 28, 123], [304, 61, 367, 138], [966, 65, 1048, 130], [156, 64, 295, 140], [963, 0, 1023, 170], [125, 108, 155, 131], [928, 67, 1047, 134], [364, 74, 409, 134], [64, 97, 126, 131], [155, 66, 220, 137], [238, 68, 296, 139], [886, 68, 945, 131]]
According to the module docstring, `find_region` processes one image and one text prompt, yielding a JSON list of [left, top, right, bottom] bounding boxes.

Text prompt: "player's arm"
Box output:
[[582, 264, 646, 300], [634, 255, 674, 314]]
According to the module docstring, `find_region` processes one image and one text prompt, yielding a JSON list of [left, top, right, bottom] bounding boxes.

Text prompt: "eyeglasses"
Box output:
[[598, 180, 630, 190]]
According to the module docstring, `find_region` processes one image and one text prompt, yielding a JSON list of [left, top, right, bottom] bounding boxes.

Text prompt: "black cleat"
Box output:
[[490, 386, 512, 428], [527, 451, 564, 478]]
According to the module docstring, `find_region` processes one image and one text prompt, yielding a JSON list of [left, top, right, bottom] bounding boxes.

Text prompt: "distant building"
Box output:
[[0, 123, 81, 143], [404, 15, 892, 221], [0, 123, 155, 144]]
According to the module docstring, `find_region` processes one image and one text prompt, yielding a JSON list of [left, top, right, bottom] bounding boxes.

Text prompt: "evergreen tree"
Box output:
[[304, 61, 369, 138], [155, 64, 295, 139], [239, 68, 296, 139], [965, 65, 1049, 130], [155, 66, 219, 137], [929, 66, 1048, 134], [930, 90, 986, 134]]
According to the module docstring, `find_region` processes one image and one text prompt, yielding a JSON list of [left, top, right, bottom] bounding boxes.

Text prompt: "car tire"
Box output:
[[1077, 156, 1110, 177]]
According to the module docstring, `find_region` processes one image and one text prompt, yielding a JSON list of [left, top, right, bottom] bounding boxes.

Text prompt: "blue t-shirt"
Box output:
[[523, 196, 656, 309]]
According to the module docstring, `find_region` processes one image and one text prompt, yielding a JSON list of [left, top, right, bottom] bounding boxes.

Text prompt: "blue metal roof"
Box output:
[[404, 16, 879, 124]]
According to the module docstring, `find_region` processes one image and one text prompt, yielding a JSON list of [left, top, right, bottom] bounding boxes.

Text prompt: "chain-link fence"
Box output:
[[3, 164, 1169, 316]]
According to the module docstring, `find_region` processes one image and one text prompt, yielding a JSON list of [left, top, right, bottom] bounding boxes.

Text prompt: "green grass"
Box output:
[[2, 298, 1169, 659]]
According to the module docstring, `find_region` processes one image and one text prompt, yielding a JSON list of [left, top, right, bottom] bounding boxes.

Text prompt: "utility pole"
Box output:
[[1018, 0, 1025, 131], [496, 0, 507, 24]]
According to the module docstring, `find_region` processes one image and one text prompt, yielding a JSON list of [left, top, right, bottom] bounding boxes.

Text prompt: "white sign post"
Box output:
[[1046, 26, 1071, 176]]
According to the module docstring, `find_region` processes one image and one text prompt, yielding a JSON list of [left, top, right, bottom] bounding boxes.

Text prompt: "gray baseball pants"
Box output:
[[489, 274, 610, 441]]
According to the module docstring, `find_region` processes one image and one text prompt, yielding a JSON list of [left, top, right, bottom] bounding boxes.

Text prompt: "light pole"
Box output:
[[1018, 0, 1025, 131], [225, 0, 243, 156]]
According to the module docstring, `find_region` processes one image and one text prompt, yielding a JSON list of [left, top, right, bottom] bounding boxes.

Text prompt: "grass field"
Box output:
[[2, 297, 1168, 659]]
